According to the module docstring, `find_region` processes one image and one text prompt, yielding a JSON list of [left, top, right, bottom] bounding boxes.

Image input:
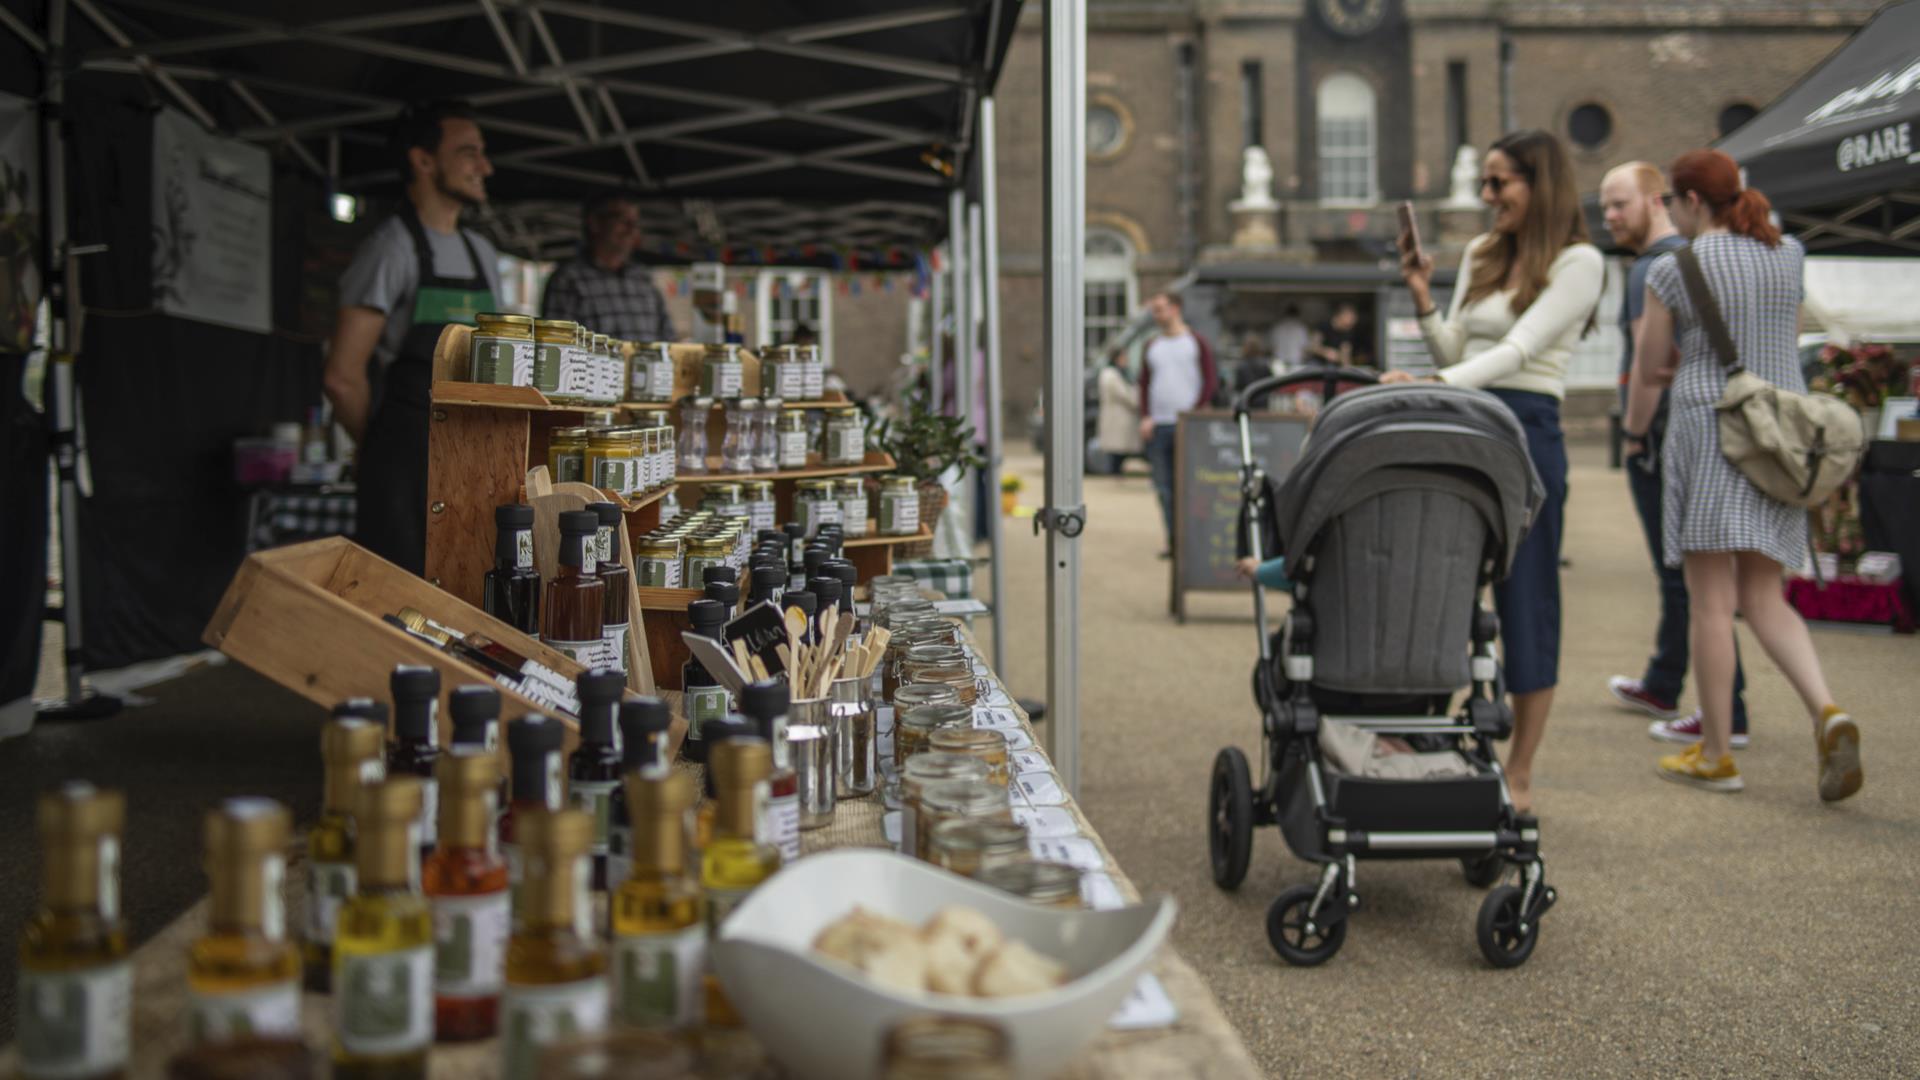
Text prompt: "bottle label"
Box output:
[[572, 779, 619, 855], [602, 622, 630, 675], [98, 836, 120, 923], [752, 779, 773, 849], [684, 685, 730, 741], [418, 777, 440, 850], [187, 977, 300, 1044], [614, 924, 705, 1029], [581, 545, 598, 576], [501, 977, 610, 1080], [548, 638, 602, 668], [768, 792, 801, 864], [511, 341, 535, 387], [334, 946, 434, 1056], [607, 824, 631, 889], [262, 853, 287, 941], [596, 527, 615, 564], [18, 962, 133, 1078], [778, 429, 809, 467], [515, 528, 534, 571], [431, 889, 511, 998], [306, 860, 356, 944]]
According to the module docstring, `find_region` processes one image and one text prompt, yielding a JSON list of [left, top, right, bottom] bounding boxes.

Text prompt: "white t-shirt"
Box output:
[[1270, 318, 1309, 366], [1145, 333, 1203, 425]]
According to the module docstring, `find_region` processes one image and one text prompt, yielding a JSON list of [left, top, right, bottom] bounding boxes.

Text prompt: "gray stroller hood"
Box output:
[[1272, 384, 1544, 581]]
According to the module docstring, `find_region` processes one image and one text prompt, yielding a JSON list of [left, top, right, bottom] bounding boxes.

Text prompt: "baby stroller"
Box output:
[[1207, 367, 1559, 968]]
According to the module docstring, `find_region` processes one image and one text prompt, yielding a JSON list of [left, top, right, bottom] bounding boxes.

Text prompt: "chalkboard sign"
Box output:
[[1171, 410, 1313, 621]]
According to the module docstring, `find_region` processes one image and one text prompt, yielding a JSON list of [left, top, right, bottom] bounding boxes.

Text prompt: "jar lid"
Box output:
[[930, 726, 1007, 755], [900, 751, 990, 784], [979, 859, 1083, 903], [918, 779, 1008, 817], [894, 684, 962, 711], [898, 701, 970, 732], [904, 644, 967, 664], [476, 312, 533, 329], [929, 817, 1028, 855]]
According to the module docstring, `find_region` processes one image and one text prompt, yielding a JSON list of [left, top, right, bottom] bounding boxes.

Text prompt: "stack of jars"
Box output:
[[823, 407, 867, 466], [467, 316, 644, 407], [547, 420, 676, 498], [630, 510, 750, 588]]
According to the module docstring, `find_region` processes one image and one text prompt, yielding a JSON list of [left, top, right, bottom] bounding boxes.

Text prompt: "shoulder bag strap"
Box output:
[[1672, 246, 1743, 375]]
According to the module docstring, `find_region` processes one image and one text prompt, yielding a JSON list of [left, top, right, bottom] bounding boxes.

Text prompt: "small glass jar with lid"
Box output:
[[929, 726, 1010, 788], [683, 536, 732, 586], [928, 818, 1029, 880], [744, 480, 777, 534], [877, 476, 920, 536], [590, 333, 614, 403], [915, 779, 1015, 863], [902, 660, 978, 707], [897, 751, 990, 857], [824, 408, 866, 466], [470, 312, 534, 385], [765, 344, 807, 401], [701, 483, 748, 519], [881, 1016, 1012, 1080], [836, 477, 870, 538], [655, 422, 676, 486], [533, 319, 576, 395], [979, 860, 1084, 910], [775, 410, 811, 469], [701, 343, 744, 399], [547, 427, 588, 484], [795, 479, 843, 538], [892, 696, 966, 768], [800, 344, 826, 400], [721, 398, 757, 473], [752, 398, 781, 471], [635, 538, 682, 588], [677, 397, 712, 473], [631, 341, 675, 402], [585, 429, 630, 494]]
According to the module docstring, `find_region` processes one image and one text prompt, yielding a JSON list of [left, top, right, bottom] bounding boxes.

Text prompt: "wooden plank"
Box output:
[[426, 404, 529, 606], [675, 449, 897, 487]]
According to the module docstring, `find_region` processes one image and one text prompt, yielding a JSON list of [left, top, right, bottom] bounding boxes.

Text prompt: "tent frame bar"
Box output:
[[978, 94, 1007, 675]]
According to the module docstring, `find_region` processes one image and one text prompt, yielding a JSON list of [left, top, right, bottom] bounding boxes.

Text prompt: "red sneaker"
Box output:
[[1649, 710, 1750, 749], [1607, 676, 1682, 721]]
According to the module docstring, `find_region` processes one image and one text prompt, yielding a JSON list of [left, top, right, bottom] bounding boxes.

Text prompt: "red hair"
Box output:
[[1669, 149, 1781, 247]]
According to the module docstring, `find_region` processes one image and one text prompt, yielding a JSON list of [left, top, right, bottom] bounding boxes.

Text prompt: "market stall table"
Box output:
[[0, 628, 1260, 1079]]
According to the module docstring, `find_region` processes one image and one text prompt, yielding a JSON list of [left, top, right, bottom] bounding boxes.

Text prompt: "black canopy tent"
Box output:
[[2, 0, 1021, 677], [1714, 0, 1920, 256]]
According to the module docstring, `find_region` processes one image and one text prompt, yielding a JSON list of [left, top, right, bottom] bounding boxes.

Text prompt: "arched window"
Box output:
[[1317, 72, 1377, 205], [1084, 228, 1137, 356]]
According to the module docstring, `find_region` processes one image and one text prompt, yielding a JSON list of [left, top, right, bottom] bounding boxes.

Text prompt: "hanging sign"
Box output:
[[151, 108, 272, 334], [0, 92, 39, 354]]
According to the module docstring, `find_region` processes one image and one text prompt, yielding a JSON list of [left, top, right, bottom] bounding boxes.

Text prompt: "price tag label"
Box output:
[[1014, 770, 1066, 807], [1079, 871, 1128, 911], [1028, 836, 1105, 871], [972, 707, 1021, 730], [1011, 749, 1051, 773], [1108, 975, 1178, 1031], [1012, 805, 1079, 838]]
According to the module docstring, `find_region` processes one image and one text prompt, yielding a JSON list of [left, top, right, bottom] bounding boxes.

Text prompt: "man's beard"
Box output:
[[437, 174, 483, 208]]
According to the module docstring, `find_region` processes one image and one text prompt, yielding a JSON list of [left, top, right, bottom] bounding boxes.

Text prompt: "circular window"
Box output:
[[1086, 95, 1133, 160], [1567, 103, 1613, 150], [1718, 103, 1759, 137]]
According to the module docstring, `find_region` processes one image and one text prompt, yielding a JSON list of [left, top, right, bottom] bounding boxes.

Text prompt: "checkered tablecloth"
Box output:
[[893, 557, 972, 600], [247, 488, 358, 552]]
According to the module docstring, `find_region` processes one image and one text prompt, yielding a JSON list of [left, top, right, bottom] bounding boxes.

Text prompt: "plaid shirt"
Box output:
[[540, 257, 676, 341]]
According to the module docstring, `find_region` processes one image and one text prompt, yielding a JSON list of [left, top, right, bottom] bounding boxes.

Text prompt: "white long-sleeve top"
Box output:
[[1418, 235, 1604, 400]]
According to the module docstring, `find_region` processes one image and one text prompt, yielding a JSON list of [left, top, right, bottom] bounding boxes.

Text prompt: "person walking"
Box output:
[[1138, 291, 1217, 557], [1599, 161, 1752, 747], [1625, 149, 1862, 800], [1386, 130, 1604, 813], [541, 190, 676, 342], [1095, 350, 1142, 470]]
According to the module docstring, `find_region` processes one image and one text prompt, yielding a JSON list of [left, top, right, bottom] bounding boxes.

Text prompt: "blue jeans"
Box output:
[[1489, 391, 1566, 696], [1626, 447, 1748, 732], [1146, 423, 1177, 546]]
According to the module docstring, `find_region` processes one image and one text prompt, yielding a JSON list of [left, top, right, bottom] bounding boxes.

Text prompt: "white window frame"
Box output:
[[1084, 227, 1138, 357], [1316, 71, 1378, 207], [752, 268, 835, 360]]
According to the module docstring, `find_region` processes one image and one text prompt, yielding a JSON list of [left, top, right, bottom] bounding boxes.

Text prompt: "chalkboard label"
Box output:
[[1171, 410, 1312, 620]]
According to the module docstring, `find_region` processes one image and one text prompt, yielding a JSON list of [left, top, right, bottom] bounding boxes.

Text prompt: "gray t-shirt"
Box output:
[[337, 215, 503, 368], [1620, 234, 1687, 381]]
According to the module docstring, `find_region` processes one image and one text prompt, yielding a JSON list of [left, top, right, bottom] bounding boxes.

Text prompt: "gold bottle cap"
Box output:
[[624, 772, 694, 878], [322, 718, 388, 814], [709, 737, 770, 840], [354, 777, 424, 889], [205, 797, 291, 934], [513, 808, 594, 928], [38, 782, 125, 914], [437, 748, 502, 850]]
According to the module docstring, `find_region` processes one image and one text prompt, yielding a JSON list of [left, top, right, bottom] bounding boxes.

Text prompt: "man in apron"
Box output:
[[323, 100, 498, 574]]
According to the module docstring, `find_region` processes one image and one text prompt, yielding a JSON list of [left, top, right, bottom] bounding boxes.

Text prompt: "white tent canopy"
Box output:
[[1802, 257, 1920, 344]]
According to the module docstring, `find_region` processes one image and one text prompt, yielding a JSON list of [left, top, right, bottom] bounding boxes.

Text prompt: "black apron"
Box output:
[[355, 208, 494, 574]]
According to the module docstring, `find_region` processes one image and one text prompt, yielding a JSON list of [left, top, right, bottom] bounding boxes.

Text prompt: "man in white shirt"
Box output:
[[1270, 304, 1310, 367], [1136, 291, 1217, 557]]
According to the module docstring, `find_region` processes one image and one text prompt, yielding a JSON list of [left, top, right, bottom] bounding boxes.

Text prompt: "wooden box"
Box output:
[[203, 537, 685, 757]]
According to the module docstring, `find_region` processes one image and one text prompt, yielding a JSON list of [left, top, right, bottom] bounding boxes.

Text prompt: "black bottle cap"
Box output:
[[827, 560, 858, 608], [506, 714, 566, 805], [783, 522, 805, 540], [391, 664, 440, 702], [808, 575, 842, 610], [750, 550, 782, 571], [704, 580, 740, 608], [702, 565, 738, 586], [750, 565, 784, 597], [739, 679, 788, 723], [495, 504, 535, 528], [576, 667, 626, 707], [803, 547, 831, 575], [618, 698, 672, 769], [448, 686, 500, 744], [688, 598, 728, 635], [331, 698, 389, 726], [757, 529, 785, 546], [785, 590, 817, 619], [558, 509, 599, 535], [590, 501, 623, 527]]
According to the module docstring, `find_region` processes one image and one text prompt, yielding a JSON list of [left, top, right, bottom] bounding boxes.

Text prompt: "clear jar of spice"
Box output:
[[795, 479, 843, 538], [635, 538, 681, 588], [800, 344, 826, 400], [776, 410, 811, 469], [752, 398, 781, 471], [927, 818, 1029, 880], [471, 312, 534, 385], [892, 697, 967, 768], [824, 407, 866, 466], [836, 477, 869, 538], [721, 398, 756, 473], [701, 343, 743, 399], [683, 536, 731, 586], [586, 429, 630, 494], [929, 726, 1010, 788], [915, 780, 1013, 862], [978, 860, 1084, 910], [677, 397, 711, 473], [635, 342, 676, 402], [877, 476, 920, 536], [765, 345, 807, 400], [898, 752, 990, 858], [701, 483, 748, 519], [744, 480, 777, 534]]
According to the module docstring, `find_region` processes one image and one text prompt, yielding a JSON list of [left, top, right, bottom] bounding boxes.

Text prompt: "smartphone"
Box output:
[[1396, 200, 1421, 260]]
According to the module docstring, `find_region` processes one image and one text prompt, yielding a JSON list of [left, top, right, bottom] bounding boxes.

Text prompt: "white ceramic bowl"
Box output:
[[712, 849, 1177, 1080]]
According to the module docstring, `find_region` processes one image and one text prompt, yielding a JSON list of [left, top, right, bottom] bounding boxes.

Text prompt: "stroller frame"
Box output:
[[1208, 366, 1558, 968]]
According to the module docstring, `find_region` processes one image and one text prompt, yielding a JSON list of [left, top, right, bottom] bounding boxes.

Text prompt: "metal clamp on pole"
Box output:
[[1032, 504, 1088, 538]]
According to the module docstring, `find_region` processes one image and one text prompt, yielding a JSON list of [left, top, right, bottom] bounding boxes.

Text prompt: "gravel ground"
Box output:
[[976, 441, 1918, 1079]]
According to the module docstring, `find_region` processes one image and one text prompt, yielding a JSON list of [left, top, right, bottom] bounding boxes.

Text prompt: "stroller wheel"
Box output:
[[1208, 747, 1254, 890], [1460, 852, 1505, 889], [1476, 885, 1541, 968], [1266, 884, 1347, 966]]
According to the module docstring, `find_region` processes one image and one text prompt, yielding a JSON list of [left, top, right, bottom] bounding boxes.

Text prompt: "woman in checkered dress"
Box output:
[[1625, 149, 1862, 802]]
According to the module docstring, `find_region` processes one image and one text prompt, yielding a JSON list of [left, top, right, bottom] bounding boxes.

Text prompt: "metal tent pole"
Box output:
[[1040, 0, 1085, 793], [948, 185, 972, 538], [973, 171, 1006, 674], [928, 247, 946, 413]]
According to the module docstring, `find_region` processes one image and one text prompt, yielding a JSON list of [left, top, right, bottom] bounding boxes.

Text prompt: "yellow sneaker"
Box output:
[[1657, 742, 1744, 793], [1817, 710, 1863, 803]]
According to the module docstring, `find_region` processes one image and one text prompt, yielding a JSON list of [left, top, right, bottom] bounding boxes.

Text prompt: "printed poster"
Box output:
[[0, 91, 38, 355], [151, 107, 271, 334]]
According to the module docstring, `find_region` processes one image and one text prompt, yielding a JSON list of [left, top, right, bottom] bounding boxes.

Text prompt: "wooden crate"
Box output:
[[203, 537, 686, 759]]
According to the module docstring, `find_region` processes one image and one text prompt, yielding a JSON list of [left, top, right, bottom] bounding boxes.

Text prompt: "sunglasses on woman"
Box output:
[[1479, 173, 1525, 195]]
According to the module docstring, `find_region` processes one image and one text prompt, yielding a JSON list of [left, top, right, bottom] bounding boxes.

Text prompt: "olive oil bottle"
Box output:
[[610, 772, 704, 1031], [570, 668, 626, 893], [448, 684, 501, 754], [700, 737, 780, 1027], [332, 778, 434, 1078], [304, 708, 387, 991], [501, 808, 609, 1080], [387, 665, 443, 858], [606, 697, 673, 891], [679, 598, 731, 764], [186, 798, 301, 1046], [18, 782, 130, 1080], [543, 510, 606, 666], [483, 503, 541, 638], [500, 714, 568, 892], [739, 680, 799, 864], [423, 749, 511, 1043], [589, 502, 632, 675]]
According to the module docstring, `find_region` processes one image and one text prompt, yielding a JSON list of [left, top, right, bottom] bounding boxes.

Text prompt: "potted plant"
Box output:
[[1810, 340, 1906, 437], [871, 393, 986, 558]]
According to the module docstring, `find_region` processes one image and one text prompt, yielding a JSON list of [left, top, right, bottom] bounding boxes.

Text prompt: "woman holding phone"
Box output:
[[1385, 129, 1604, 812]]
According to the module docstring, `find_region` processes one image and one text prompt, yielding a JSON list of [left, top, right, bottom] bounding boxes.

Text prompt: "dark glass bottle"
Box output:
[[448, 685, 501, 754], [739, 680, 798, 865], [679, 599, 731, 765], [499, 714, 567, 893], [387, 665, 443, 859], [825, 559, 858, 617], [605, 697, 673, 897], [542, 510, 606, 666], [802, 545, 832, 587], [807, 576, 842, 635], [704, 579, 739, 616], [570, 668, 627, 893], [783, 523, 807, 589], [588, 502, 632, 677], [747, 564, 784, 609], [702, 565, 737, 589], [482, 504, 540, 638]]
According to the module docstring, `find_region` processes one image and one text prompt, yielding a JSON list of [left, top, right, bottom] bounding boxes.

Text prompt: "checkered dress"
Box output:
[[539, 257, 675, 341], [1646, 233, 1808, 569]]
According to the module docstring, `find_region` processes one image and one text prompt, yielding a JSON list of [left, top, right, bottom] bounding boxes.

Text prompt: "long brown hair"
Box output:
[[1669, 148, 1781, 247], [1464, 130, 1590, 317]]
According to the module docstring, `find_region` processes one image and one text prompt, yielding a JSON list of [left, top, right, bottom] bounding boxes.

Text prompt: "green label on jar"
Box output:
[[685, 686, 730, 738], [638, 557, 673, 587], [534, 343, 564, 394]]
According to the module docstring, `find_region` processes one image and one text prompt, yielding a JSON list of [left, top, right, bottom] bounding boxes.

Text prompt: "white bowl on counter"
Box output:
[[711, 848, 1177, 1080]]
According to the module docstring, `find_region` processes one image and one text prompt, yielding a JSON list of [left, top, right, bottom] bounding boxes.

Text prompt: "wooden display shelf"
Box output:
[[430, 381, 620, 413], [623, 390, 852, 411], [675, 450, 895, 486]]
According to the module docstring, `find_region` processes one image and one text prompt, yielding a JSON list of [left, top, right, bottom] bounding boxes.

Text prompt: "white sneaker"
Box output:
[[1648, 710, 1750, 749]]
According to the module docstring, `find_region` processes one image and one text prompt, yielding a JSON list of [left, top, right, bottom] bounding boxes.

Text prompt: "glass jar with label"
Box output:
[[901, 661, 978, 707], [635, 539, 681, 588], [877, 476, 920, 536], [721, 399, 756, 473], [915, 780, 1014, 863], [585, 430, 629, 494], [752, 398, 781, 471], [655, 423, 677, 486], [765, 345, 807, 401], [892, 697, 967, 769], [897, 753, 990, 858], [835, 478, 869, 538], [677, 397, 711, 474], [929, 726, 1011, 787], [534, 320, 575, 396], [775, 410, 810, 470], [800, 344, 825, 400], [627, 342, 675, 403], [472, 313, 534, 385], [928, 818, 1029, 880], [682, 537, 731, 587], [794, 479, 843, 538], [978, 860, 1083, 910], [548, 428, 588, 485], [700, 483, 748, 519], [701, 344, 743, 399], [590, 334, 613, 403], [824, 408, 866, 466], [744, 480, 777, 534]]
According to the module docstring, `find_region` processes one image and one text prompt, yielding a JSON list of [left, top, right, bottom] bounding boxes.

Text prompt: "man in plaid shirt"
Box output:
[[540, 191, 677, 341]]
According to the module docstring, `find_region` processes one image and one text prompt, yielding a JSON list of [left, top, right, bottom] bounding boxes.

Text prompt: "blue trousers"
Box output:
[[1146, 423, 1177, 546], [1625, 446, 1749, 732], [1489, 391, 1565, 696]]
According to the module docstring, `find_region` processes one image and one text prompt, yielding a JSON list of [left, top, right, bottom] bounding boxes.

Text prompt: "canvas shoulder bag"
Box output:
[[1671, 245, 1865, 509]]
